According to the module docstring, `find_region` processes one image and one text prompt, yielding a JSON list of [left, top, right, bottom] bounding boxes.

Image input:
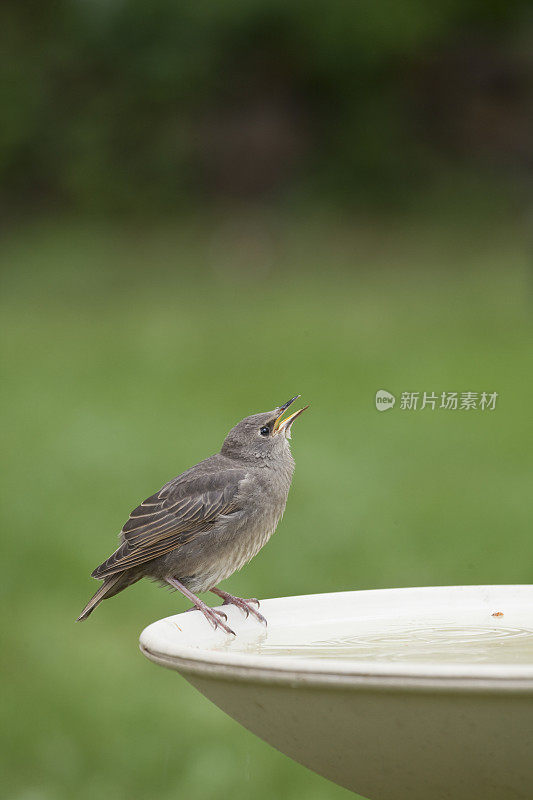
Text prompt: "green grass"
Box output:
[[2, 211, 531, 799]]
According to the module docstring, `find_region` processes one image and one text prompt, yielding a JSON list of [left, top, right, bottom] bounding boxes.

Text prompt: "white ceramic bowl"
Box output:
[[140, 585, 533, 800]]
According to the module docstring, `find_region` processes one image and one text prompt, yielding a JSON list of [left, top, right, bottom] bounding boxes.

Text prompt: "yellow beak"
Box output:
[[273, 396, 309, 435]]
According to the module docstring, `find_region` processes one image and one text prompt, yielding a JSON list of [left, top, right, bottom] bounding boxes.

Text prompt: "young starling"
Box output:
[[77, 396, 308, 634]]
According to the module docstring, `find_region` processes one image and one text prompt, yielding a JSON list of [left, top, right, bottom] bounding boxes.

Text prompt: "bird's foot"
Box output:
[[183, 605, 227, 621], [184, 600, 234, 635], [211, 589, 267, 625], [165, 577, 235, 635]]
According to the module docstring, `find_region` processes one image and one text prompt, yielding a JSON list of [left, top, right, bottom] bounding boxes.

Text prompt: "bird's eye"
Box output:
[[259, 425, 270, 437]]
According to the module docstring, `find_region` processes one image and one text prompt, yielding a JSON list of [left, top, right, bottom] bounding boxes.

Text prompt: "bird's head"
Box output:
[[220, 396, 308, 464]]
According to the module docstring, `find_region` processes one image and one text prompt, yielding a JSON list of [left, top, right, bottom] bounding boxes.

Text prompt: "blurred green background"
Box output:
[[2, 2, 533, 799]]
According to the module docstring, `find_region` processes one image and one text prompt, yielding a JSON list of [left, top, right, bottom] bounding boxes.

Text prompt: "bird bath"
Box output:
[[140, 585, 533, 800]]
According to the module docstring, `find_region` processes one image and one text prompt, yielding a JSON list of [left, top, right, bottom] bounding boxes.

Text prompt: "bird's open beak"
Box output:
[[273, 395, 309, 438]]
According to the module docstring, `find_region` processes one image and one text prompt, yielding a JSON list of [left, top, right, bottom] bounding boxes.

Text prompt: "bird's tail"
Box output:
[[77, 573, 130, 621]]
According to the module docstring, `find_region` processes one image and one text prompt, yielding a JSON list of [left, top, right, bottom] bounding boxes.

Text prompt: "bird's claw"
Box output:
[[186, 603, 234, 635], [204, 607, 235, 635], [227, 596, 259, 606], [222, 595, 267, 625], [184, 605, 227, 621]]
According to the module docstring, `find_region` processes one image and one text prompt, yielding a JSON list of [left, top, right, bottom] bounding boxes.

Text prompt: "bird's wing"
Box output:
[[91, 469, 247, 579]]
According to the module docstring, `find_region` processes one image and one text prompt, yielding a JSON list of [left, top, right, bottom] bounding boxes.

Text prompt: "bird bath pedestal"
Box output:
[[140, 585, 533, 800]]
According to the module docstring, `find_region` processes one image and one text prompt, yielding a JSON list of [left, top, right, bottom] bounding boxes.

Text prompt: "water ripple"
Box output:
[[252, 624, 533, 664]]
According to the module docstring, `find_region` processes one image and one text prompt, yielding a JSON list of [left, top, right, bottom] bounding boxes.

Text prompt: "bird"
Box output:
[[77, 396, 308, 634]]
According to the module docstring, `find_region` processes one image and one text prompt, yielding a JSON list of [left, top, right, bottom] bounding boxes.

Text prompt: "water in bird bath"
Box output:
[[214, 611, 533, 665]]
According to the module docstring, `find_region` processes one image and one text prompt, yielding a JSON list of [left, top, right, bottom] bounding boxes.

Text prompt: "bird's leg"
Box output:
[[166, 578, 235, 635], [210, 587, 267, 626]]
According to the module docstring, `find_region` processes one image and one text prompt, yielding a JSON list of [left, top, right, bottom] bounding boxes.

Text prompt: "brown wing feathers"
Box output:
[[91, 473, 244, 579]]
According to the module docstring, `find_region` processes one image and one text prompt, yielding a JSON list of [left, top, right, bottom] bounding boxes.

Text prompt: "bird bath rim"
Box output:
[[139, 584, 533, 691]]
